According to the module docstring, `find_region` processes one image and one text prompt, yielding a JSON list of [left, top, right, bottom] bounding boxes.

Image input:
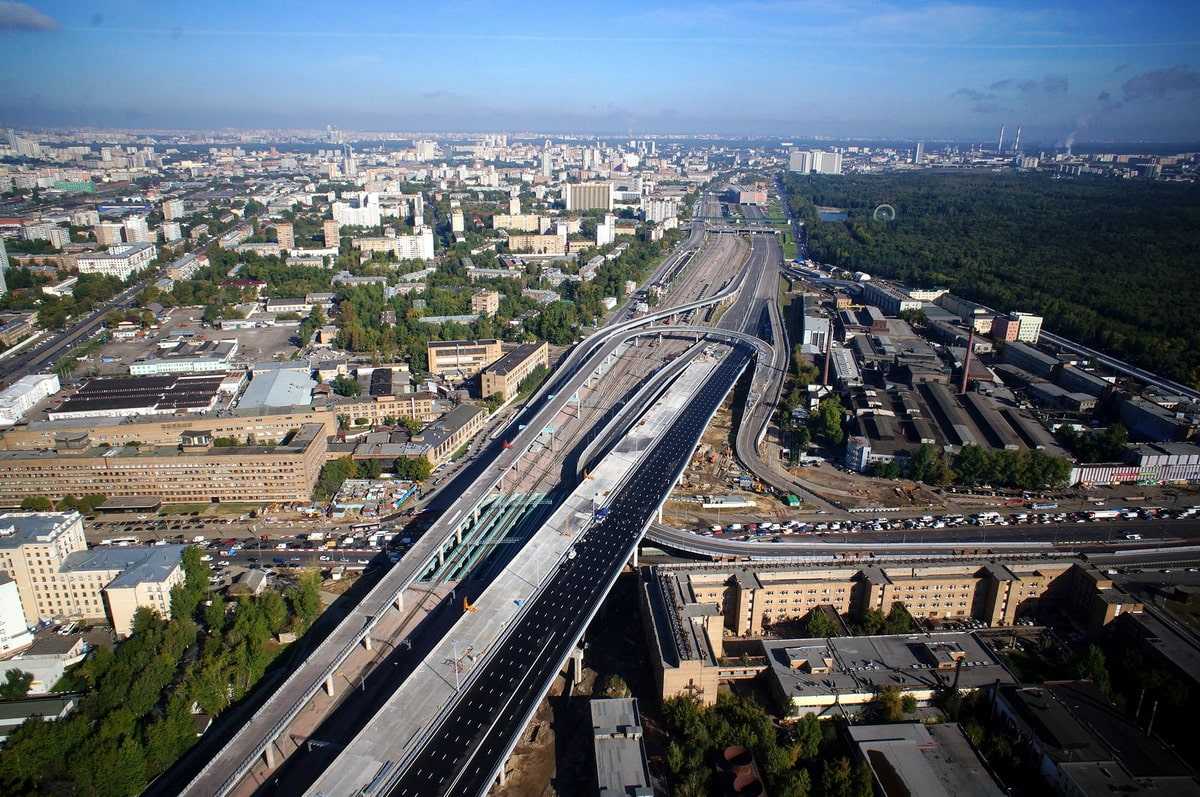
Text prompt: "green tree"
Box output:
[[19, 496, 52, 511], [204, 594, 227, 633], [600, 673, 631, 698], [1074, 644, 1113, 697], [811, 396, 844, 445], [876, 685, 904, 721], [260, 590, 289, 635], [286, 570, 323, 630], [0, 669, 33, 698], [330, 375, 360, 397], [803, 608, 839, 638], [883, 602, 913, 634]]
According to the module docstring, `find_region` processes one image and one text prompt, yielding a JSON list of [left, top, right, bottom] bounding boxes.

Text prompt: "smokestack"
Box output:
[[822, 332, 833, 387], [997, 124, 1006, 153], [959, 328, 975, 395], [1013, 126, 1022, 154]]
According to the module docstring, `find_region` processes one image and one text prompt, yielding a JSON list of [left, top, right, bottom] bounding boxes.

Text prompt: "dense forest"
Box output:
[[781, 172, 1200, 388]]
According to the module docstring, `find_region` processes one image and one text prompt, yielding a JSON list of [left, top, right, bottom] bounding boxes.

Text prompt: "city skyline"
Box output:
[[0, 0, 1199, 142]]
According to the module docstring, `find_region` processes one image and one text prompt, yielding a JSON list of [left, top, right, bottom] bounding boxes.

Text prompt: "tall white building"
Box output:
[[0, 574, 32, 655], [162, 222, 182, 242], [395, 226, 435, 261], [1011, 311, 1043, 344], [913, 142, 924, 164], [23, 222, 68, 249], [788, 149, 813, 173], [812, 150, 843, 175], [541, 150, 552, 178], [596, 214, 616, 247], [415, 140, 437, 161], [642, 196, 680, 224], [123, 216, 152, 243], [0, 237, 8, 297], [162, 198, 184, 221], [332, 192, 382, 227], [76, 242, 156, 280]]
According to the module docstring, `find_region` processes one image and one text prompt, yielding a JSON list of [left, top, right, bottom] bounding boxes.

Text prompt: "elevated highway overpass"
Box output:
[[169, 219, 762, 797]]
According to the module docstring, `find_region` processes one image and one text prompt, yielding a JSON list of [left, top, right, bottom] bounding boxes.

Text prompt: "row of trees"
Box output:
[[870, 443, 1071, 490], [0, 548, 323, 796], [314, 455, 432, 500]]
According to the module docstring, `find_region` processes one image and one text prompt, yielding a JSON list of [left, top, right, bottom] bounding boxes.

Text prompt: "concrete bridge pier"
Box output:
[[362, 635, 372, 652], [324, 674, 335, 697], [263, 738, 277, 769], [567, 645, 585, 687]]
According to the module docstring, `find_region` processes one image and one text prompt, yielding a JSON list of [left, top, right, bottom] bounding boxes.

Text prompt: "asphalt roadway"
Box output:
[[646, 516, 1200, 559], [0, 278, 146, 387], [381, 348, 753, 797]]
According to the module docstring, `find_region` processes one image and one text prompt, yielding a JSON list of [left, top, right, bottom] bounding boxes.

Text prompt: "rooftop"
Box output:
[[590, 698, 652, 797], [486, 342, 545, 376], [848, 723, 1003, 797], [765, 631, 1013, 701], [0, 512, 81, 549], [239, 368, 315, 410], [61, 544, 187, 587]]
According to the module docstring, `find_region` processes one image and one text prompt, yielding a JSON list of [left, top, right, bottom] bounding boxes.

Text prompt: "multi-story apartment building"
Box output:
[[427, 339, 503, 377], [275, 221, 294, 251], [323, 219, 340, 248], [122, 216, 151, 244], [507, 233, 565, 255], [355, 227, 434, 261], [492, 213, 548, 232], [76, 242, 156, 280], [92, 222, 125, 247], [642, 196, 680, 223], [0, 424, 326, 505], [162, 198, 184, 221], [565, 182, 613, 211], [481, 342, 549, 402], [0, 512, 185, 636], [470, 289, 500, 317]]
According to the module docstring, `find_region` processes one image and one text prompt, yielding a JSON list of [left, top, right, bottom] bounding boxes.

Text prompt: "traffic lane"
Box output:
[[385, 351, 750, 797], [655, 518, 1200, 558]]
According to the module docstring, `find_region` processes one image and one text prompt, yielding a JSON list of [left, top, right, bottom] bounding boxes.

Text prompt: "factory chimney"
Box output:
[[959, 327, 975, 395], [997, 124, 1006, 153], [1013, 126, 1022, 154], [822, 332, 833, 387]]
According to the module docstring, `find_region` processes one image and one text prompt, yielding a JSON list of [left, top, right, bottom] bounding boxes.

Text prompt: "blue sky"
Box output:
[[1, 0, 1199, 142]]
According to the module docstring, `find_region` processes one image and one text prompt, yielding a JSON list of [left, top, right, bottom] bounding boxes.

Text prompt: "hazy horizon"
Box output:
[[2, 0, 1199, 144]]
